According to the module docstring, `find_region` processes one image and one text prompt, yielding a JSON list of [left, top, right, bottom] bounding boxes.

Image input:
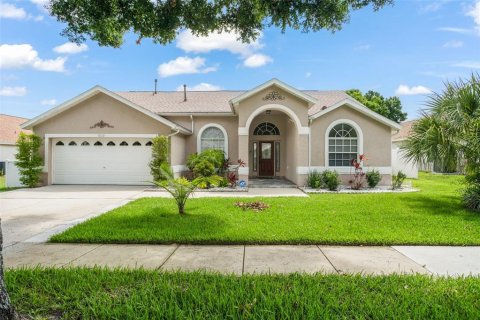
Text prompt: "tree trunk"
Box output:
[[0, 219, 15, 320], [178, 203, 185, 215]]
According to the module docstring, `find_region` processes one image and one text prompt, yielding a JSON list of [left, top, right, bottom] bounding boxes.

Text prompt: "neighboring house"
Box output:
[[391, 120, 419, 178], [21, 78, 401, 186], [0, 114, 31, 174]]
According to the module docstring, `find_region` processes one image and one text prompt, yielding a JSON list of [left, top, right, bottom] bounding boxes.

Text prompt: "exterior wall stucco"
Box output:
[[32, 93, 174, 184], [165, 116, 239, 161], [310, 105, 392, 167]]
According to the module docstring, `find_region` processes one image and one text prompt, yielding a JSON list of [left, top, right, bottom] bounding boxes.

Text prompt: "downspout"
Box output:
[[308, 118, 312, 170], [190, 114, 194, 133]]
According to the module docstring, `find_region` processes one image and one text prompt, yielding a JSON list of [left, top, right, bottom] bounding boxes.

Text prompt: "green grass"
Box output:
[[51, 173, 480, 245], [6, 268, 480, 319]]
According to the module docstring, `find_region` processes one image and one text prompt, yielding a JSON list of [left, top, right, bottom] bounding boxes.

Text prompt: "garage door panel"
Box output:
[[52, 138, 154, 185]]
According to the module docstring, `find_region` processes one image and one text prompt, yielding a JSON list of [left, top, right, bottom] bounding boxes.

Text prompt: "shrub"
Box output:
[[201, 149, 225, 170], [193, 160, 215, 177], [392, 171, 407, 189], [462, 183, 480, 212], [187, 149, 226, 177], [218, 177, 229, 188], [366, 170, 382, 188], [186, 153, 199, 171], [15, 132, 43, 188], [306, 170, 322, 189], [322, 170, 340, 191], [149, 135, 169, 182], [193, 175, 224, 189]]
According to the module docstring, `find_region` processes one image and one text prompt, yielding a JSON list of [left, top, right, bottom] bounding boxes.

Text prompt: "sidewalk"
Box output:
[[5, 243, 480, 276]]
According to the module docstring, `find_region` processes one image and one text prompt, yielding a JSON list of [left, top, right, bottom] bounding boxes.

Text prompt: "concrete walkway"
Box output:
[[5, 243, 480, 276]]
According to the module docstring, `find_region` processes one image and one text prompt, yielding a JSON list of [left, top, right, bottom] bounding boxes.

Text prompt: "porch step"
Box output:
[[248, 178, 298, 188]]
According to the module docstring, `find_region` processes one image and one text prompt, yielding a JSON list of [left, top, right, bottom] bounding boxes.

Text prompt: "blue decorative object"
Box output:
[[239, 180, 247, 188]]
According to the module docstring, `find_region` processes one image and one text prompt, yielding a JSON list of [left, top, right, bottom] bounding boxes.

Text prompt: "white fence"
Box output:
[[5, 161, 24, 188], [391, 143, 418, 179]]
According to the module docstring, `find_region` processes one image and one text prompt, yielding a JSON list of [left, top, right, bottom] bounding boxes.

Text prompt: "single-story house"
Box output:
[[0, 114, 31, 174], [391, 120, 419, 178], [21, 78, 401, 186]]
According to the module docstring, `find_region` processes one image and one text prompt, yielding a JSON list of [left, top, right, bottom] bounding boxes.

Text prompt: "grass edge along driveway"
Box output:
[[51, 173, 480, 245]]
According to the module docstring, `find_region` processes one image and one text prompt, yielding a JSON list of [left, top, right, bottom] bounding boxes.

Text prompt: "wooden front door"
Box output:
[[259, 141, 274, 176]]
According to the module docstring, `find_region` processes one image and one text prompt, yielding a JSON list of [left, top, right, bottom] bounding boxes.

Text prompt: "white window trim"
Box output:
[[197, 123, 229, 156], [324, 119, 364, 168]]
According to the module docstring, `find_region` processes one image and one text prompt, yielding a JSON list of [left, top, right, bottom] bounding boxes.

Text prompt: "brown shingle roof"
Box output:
[[0, 114, 31, 145], [116, 90, 351, 116], [392, 120, 416, 141]]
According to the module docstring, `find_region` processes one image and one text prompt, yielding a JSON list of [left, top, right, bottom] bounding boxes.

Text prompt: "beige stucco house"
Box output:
[[21, 79, 401, 186]]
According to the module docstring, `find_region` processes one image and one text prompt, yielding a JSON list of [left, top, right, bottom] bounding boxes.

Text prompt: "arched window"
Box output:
[[81, 141, 90, 146], [253, 122, 280, 135], [328, 123, 358, 167], [132, 141, 141, 146], [94, 141, 103, 146], [68, 141, 77, 146], [120, 141, 128, 146], [199, 125, 227, 152], [145, 141, 153, 146], [55, 141, 64, 146]]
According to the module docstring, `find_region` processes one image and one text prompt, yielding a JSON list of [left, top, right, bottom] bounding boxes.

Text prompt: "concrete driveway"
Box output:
[[0, 185, 145, 248]]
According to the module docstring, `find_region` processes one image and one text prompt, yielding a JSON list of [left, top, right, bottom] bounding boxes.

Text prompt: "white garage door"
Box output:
[[52, 138, 153, 185]]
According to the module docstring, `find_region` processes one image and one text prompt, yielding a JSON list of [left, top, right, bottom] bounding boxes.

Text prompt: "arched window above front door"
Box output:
[[198, 124, 228, 154], [253, 122, 280, 135]]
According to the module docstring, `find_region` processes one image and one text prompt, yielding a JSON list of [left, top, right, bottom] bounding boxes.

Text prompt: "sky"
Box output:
[[0, 0, 479, 120]]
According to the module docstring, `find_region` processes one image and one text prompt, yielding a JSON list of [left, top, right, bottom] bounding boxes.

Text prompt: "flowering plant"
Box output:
[[349, 154, 366, 190]]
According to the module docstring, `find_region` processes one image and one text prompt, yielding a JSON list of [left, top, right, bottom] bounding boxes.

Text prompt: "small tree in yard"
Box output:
[[149, 135, 170, 182], [15, 132, 43, 188]]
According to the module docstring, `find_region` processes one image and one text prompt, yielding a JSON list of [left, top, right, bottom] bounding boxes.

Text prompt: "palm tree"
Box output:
[[402, 73, 480, 211]]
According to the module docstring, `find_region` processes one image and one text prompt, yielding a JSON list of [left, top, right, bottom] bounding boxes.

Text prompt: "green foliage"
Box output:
[[15, 132, 43, 188], [218, 177, 229, 188], [463, 183, 480, 213], [322, 170, 340, 191], [51, 173, 480, 246], [49, 0, 392, 47], [193, 160, 215, 177], [149, 135, 170, 181], [306, 170, 322, 189], [366, 170, 382, 188], [392, 171, 406, 189], [402, 73, 480, 210], [153, 166, 196, 214], [187, 149, 226, 177], [192, 175, 224, 189], [346, 89, 407, 123]]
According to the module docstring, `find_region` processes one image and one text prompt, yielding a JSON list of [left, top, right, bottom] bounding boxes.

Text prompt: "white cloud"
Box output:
[[395, 85, 432, 96], [40, 99, 57, 106], [437, 27, 473, 34], [157, 56, 216, 77], [0, 44, 66, 72], [0, 86, 27, 97], [53, 42, 88, 54], [467, 0, 480, 33], [443, 40, 463, 48], [177, 83, 222, 91], [177, 30, 262, 57], [354, 44, 371, 51], [0, 3, 27, 19], [452, 61, 480, 69], [243, 54, 273, 68]]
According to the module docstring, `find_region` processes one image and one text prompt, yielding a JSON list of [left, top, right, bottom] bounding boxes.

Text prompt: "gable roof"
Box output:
[[230, 78, 318, 106], [0, 114, 31, 145], [309, 98, 402, 130], [21, 86, 192, 134], [392, 120, 416, 141]]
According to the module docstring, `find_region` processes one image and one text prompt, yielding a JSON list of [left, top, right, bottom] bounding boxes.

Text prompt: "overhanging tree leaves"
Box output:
[[47, 0, 393, 47], [346, 89, 407, 123]]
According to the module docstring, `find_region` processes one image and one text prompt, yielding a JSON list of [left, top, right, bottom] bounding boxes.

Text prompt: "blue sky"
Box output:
[[1, 0, 479, 120]]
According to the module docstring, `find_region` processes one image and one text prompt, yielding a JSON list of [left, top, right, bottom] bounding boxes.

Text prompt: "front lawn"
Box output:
[[51, 173, 480, 245], [6, 268, 480, 319]]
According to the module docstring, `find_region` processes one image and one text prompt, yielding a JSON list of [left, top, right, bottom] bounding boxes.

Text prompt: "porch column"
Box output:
[[238, 133, 249, 186]]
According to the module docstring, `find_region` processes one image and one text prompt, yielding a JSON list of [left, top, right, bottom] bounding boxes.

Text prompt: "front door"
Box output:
[[259, 141, 274, 177]]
